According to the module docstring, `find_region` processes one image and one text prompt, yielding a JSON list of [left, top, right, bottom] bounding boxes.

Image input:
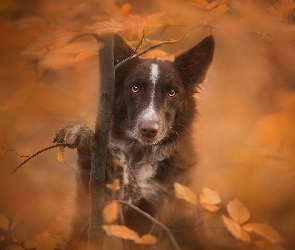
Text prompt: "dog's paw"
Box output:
[[53, 125, 94, 150]]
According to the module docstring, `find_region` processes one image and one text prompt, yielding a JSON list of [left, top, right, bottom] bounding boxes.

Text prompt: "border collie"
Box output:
[[54, 34, 214, 249]]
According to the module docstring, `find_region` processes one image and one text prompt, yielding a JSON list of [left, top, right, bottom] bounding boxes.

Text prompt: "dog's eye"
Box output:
[[168, 89, 177, 97], [131, 85, 139, 93]]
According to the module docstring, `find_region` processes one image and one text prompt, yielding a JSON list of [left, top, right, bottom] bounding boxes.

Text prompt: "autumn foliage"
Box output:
[[1, 0, 295, 249]]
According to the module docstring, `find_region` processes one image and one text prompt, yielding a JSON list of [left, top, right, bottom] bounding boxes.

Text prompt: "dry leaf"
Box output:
[[86, 19, 124, 34], [227, 199, 250, 225], [73, 51, 98, 62], [255, 238, 285, 250], [174, 182, 198, 205], [204, 3, 229, 24], [199, 187, 221, 212], [106, 179, 120, 191], [102, 225, 140, 241], [0, 214, 9, 231], [200, 204, 220, 212], [243, 223, 285, 244], [206, 0, 229, 10], [103, 201, 119, 224], [134, 234, 157, 245], [57, 146, 66, 163], [221, 215, 251, 243]]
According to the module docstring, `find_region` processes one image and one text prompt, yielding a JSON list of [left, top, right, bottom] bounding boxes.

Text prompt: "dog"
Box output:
[[54, 34, 214, 249]]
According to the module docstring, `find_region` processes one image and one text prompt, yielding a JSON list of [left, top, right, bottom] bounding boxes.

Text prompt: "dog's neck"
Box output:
[[109, 136, 176, 164]]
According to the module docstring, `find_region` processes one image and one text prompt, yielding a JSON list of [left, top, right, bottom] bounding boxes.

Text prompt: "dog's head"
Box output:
[[112, 34, 214, 146]]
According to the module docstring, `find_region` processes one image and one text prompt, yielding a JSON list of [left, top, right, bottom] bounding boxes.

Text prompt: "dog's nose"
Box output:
[[139, 121, 159, 138]]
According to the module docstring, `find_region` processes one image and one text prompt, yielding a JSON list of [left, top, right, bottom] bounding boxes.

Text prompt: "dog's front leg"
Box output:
[[54, 125, 94, 249]]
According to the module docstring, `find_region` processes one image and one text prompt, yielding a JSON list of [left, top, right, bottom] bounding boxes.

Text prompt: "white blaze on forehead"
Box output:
[[140, 63, 159, 121], [150, 63, 159, 86]]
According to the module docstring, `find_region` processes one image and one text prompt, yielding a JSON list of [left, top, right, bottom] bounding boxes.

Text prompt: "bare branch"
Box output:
[[115, 24, 210, 71], [115, 200, 181, 250], [9, 149, 29, 158], [9, 143, 68, 177]]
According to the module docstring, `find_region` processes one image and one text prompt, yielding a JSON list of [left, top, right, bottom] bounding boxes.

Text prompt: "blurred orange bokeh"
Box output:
[[0, 0, 295, 249]]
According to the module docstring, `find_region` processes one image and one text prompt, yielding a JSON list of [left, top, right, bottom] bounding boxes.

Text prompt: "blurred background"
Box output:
[[0, 0, 295, 249]]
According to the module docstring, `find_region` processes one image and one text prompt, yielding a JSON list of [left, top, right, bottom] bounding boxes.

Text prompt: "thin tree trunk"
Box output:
[[88, 34, 115, 250]]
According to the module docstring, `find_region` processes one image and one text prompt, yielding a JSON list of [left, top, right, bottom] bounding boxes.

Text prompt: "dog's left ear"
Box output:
[[174, 35, 215, 89], [114, 34, 136, 65]]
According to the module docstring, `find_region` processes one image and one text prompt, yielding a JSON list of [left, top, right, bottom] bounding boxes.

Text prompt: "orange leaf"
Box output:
[[243, 223, 284, 244], [103, 201, 119, 224], [199, 187, 221, 210], [134, 234, 157, 245], [221, 215, 251, 243], [255, 238, 285, 250], [226, 199, 250, 225], [174, 182, 198, 205], [200, 204, 220, 212], [102, 225, 140, 241], [204, 3, 229, 24], [0, 214, 9, 231], [106, 179, 120, 191], [73, 51, 98, 62], [57, 146, 66, 164]]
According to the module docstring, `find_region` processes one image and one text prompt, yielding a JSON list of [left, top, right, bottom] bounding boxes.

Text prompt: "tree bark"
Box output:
[[88, 34, 114, 250]]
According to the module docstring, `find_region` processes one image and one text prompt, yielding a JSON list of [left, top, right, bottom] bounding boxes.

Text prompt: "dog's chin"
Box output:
[[137, 135, 165, 146]]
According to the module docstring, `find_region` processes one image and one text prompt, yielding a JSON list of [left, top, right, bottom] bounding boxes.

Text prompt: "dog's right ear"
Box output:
[[114, 34, 135, 66]]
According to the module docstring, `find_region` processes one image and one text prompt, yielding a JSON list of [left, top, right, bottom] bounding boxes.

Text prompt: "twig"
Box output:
[[115, 24, 208, 71], [131, 30, 145, 55], [115, 200, 181, 250], [9, 149, 29, 158], [9, 143, 68, 177]]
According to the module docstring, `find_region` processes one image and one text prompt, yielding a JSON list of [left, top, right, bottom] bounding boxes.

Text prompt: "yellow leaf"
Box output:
[[102, 225, 140, 241], [85, 19, 124, 34], [201, 204, 220, 212], [103, 201, 119, 224], [57, 146, 66, 164], [221, 215, 251, 243], [134, 234, 157, 245], [255, 238, 286, 250], [226, 199, 250, 225], [0, 214, 9, 231], [206, 0, 229, 10], [174, 182, 198, 205], [204, 3, 229, 24], [73, 51, 98, 62], [199, 187, 221, 208], [106, 179, 120, 191], [243, 223, 285, 244]]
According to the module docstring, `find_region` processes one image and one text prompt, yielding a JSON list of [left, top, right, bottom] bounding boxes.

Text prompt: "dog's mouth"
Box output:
[[137, 135, 164, 146]]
